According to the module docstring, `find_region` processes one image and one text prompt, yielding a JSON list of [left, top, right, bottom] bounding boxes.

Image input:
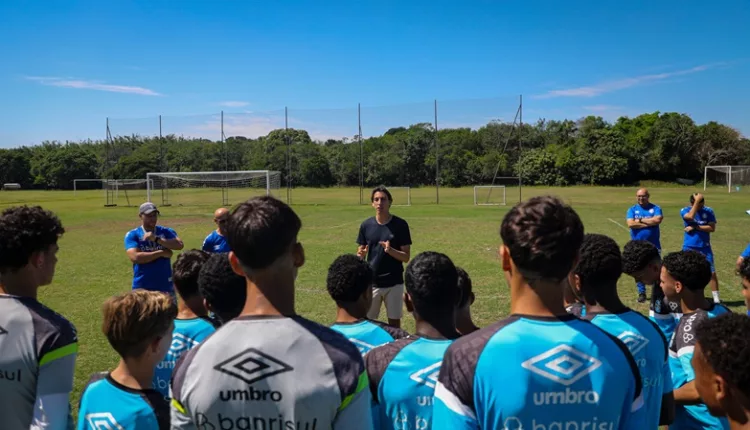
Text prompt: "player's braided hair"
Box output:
[[326, 254, 374, 303], [198, 253, 246, 324], [573, 234, 622, 300], [662, 250, 712, 292], [0, 205, 65, 274], [405, 251, 460, 318], [173, 249, 210, 299], [695, 313, 750, 398], [622, 240, 660, 275]]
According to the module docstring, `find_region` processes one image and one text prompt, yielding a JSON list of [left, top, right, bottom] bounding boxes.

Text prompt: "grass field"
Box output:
[[1, 184, 748, 408]]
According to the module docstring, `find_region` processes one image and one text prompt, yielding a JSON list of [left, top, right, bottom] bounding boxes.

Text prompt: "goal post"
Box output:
[[704, 165, 750, 193], [146, 170, 282, 206], [384, 186, 411, 206], [474, 185, 507, 206]]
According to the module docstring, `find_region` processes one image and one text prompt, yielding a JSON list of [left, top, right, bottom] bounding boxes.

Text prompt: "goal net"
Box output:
[[384, 186, 411, 206], [146, 171, 282, 207], [474, 185, 507, 206], [74, 179, 153, 206], [704, 166, 750, 193]]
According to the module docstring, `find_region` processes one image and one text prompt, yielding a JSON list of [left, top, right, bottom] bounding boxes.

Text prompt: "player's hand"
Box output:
[[694, 193, 704, 203], [357, 245, 368, 259], [684, 226, 694, 233], [161, 248, 173, 258], [379, 240, 391, 254], [143, 231, 156, 242]]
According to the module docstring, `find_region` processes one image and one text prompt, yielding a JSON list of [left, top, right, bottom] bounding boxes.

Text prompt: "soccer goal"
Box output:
[[74, 179, 153, 206], [704, 165, 750, 193], [474, 185, 507, 206], [146, 171, 282, 207], [384, 186, 411, 206]]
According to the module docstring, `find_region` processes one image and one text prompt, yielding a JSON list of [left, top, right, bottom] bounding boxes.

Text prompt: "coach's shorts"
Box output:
[[685, 246, 715, 273], [367, 283, 404, 320]]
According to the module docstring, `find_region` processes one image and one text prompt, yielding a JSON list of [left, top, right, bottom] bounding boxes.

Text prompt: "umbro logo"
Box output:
[[521, 345, 602, 386], [618, 331, 650, 356], [349, 338, 376, 355], [0, 325, 7, 336], [86, 412, 124, 429], [214, 348, 294, 385], [169, 333, 199, 356], [409, 361, 441, 389]]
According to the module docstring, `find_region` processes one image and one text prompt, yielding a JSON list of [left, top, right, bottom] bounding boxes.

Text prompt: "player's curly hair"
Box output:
[[573, 234, 622, 298], [326, 254, 374, 303], [405, 251, 460, 318], [622, 240, 661, 275], [0, 205, 65, 274], [198, 253, 246, 323], [456, 267, 473, 309], [500, 196, 584, 283], [173, 250, 210, 299], [662, 250, 712, 291], [739, 257, 750, 281], [695, 313, 750, 398]]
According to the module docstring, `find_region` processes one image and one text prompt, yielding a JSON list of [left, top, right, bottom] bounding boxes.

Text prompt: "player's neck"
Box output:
[[728, 404, 750, 430], [141, 223, 156, 232], [215, 228, 223, 236], [587, 292, 628, 314], [177, 298, 207, 319], [375, 212, 391, 224], [240, 276, 296, 317], [511, 278, 569, 318], [335, 307, 363, 324], [0, 273, 38, 299], [680, 292, 713, 314], [414, 316, 460, 340], [456, 316, 479, 336], [111, 359, 155, 391]]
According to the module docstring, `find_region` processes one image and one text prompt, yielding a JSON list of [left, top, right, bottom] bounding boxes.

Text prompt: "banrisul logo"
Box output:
[[618, 331, 650, 356], [349, 338, 376, 355], [409, 361, 441, 389], [522, 345, 603, 405], [86, 412, 125, 429], [214, 348, 294, 403]]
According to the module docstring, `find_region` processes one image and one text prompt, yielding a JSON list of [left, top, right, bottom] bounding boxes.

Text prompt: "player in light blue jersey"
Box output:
[[661, 250, 732, 430], [626, 188, 664, 303], [572, 233, 674, 428], [327, 254, 409, 355], [152, 250, 217, 398], [201, 207, 231, 253], [737, 258, 750, 316], [681, 193, 721, 303], [433, 196, 643, 430], [365, 251, 462, 430]]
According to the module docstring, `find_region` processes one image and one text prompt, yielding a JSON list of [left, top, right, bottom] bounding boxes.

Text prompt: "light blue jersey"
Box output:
[[365, 336, 455, 430], [153, 317, 216, 398], [124, 225, 178, 292], [587, 309, 672, 429], [201, 230, 230, 253], [330, 319, 409, 355]]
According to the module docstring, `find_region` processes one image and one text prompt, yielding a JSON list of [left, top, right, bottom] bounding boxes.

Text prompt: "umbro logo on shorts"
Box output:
[[86, 412, 124, 430], [521, 345, 602, 386], [214, 348, 294, 385]]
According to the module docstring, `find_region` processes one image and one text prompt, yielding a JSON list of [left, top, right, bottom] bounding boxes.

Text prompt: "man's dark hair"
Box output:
[[173, 250, 210, 299], [0, 206, 65, 274], [405, 251, 460, 318], [622, 240, 661, 275], [456, 267, 473, 309], [326, 254, 374, 303], [198, 253, 246, 323], [695, 313, 750, 398], [739, 257, 750, 281], [689, 193, 704, 205], [573, 234, 622, 300], [224, 196, 301, 271], [500, 196, 584, 283], [370, 185, 393, 203], [662, 250, 712, 291]]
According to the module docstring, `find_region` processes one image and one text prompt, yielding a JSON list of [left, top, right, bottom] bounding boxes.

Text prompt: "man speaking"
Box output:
[[626, 188, 663, 302]]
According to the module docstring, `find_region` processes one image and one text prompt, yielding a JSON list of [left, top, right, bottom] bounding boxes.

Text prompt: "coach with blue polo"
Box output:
[[626, 188, 663, 303], [124, 202, 184, 293]]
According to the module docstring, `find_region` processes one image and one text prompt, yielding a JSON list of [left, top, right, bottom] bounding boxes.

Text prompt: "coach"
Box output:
[[124, 202, 184, 293], [202, 207, 231, 253], [356, 186, 411, 329], [626, 188, 663, 303]]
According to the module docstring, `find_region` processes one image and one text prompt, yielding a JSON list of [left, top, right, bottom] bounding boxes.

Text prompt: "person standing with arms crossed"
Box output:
[[201, 207, 230, 253], [626, 188, 664, 303], [357, 186, 412, 329], [681, 193, 721, 303]]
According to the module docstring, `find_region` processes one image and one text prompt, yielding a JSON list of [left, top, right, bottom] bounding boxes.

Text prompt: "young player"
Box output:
[[201, 207, 231, 253], [455, 267, 480, 335], [692, 313, 750, 430], [356, 185, 412, 329], [736, 258, 750, 316], [152, 250, 216, 398], [563, 277, 585, 317], [366, 251, 462, 430], [327, 254, 409, 355], [125, 202, 185, 294], [572, 233, 674, 428], [78, 290, 176, 429], [660, 250, 732, 429], [681, 193, 720, 303], [197, 252, 247, 324], [0, 206, 78, 429], [433, 196, 643, 430], [170, 196, 372, 429], [626, 187, 664, 302]]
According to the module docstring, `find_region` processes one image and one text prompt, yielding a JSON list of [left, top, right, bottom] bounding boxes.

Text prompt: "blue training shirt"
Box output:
[[432, 314, 644, 430], [627, 203, 663, 248], [330, 319, 409, 355], [680, 206, 716, 249], [124, 225, 178, 292], [78, 372, 169, 430], [201, 230, 230, 253], [741, 242, 750, 259], [669, 304, 731, 430], [365, 336, 456, 430], [587, 309, 672, 430], [153, 317, 217, 398]]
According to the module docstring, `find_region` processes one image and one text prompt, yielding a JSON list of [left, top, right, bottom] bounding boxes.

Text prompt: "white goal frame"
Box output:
[[474, 185, 507, 206], [704, 165, 750, 193], [74, 178, 153, 197], [384, 186, 411, 206], [146, 170, 277, 203]]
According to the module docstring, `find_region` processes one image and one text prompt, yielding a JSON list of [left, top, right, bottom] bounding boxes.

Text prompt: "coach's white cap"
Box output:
[[139, 202, 159, 215]]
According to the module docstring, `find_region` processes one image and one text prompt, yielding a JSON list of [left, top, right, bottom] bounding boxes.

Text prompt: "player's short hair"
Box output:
[[326, 254, 374, 303], [370, 186, 393, 203], [500, 196, 584, 283], [225, 196, 301, 271], [405, 251, 460, 318], [689, 193, 703, 205], [198, 253, 246, 323], [0, 206, 65, 274], [695, 313, 750, 398], [573, 234, 622, 298], [173, 250, 210, 299], [456, 267, 473, 309], [739, 257, 750, 281], [101, 289, 177, 359], [662, 250, 712, 291], [622, 240, 661, 275]]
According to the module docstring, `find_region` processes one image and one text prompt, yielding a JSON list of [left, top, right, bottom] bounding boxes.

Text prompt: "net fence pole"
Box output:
[[434, 99, 440, 204], [358, 103, 363, 205], [285, 107, 290, 204], [518, 94, 523, 203], [703, 166, 708, 190], [729, 166, 732, 193]]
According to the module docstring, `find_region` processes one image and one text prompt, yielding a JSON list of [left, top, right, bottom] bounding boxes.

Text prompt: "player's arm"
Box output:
[[201, 235, 212, 252], [659, 341, 675, 426], [641, 215, 663, 226], [332, 370, 373, 430], [682, 197, 702, 222], [158, 228, 184, 250], [356, 224, 369, 259], [626, 207, 645, 229], [32, 333, 78, 429], [383, 221, 412, 263], [694, 222, 716, 233], [384, 244, 410, 263], [674, 341, 702, 405], [126, 248, 172, 264]]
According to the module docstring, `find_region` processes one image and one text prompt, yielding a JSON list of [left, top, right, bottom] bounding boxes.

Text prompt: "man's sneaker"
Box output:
[[637, 293, 647, 303]]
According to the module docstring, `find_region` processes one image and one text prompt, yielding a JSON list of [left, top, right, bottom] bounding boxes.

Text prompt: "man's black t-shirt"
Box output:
[[356, 215, 412, 288]]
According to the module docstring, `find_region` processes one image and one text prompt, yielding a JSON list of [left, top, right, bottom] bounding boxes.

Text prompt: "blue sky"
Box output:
[[1, 0, 748, 147]]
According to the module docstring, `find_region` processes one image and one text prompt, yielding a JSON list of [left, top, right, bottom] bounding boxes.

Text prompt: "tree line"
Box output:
[[1, 111, 748, 190]]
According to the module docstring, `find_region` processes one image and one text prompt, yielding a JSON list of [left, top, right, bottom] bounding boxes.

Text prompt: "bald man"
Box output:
[[626, 188, 664, 302], [201, 208, 231, 253]]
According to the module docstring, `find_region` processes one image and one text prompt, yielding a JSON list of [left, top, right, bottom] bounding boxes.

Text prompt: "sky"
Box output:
[[1, 0, 748, 147]]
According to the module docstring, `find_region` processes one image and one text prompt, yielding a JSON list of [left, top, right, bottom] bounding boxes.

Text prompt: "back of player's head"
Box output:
[[622, 240, 661, 275], [173, 250, 210, 299], [101, 289, 177, 359], [0, 205, 65, 274], [500, 196, 584, 283], [739, 257, 750, 281], [326, 254, 374, 303], [371, 185, 392, 203], [695, 313, 750, 399], [405, 251, 460, 317], [662, 250, 712, 292], [573, 234, 622, 299], [456, 267, 474, 309], [225, 196, 302, 271], [198, 253, 246, 323]]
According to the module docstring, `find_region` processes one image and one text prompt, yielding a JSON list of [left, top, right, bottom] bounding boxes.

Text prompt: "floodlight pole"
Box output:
[[434, 99, 440, 204], [358, 103, 363, 205], [519, 94, 523, 203], [285, 106, 291, 204]]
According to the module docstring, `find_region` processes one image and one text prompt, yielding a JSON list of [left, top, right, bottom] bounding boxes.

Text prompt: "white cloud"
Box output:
[[25, 76, 161, 96], [218, 101, 250, 108]]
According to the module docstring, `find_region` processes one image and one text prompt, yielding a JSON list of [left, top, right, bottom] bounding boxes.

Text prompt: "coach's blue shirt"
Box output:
[[680, 206, 716, 249], [741, 242, 750, 258], [152, 317, 216, 398], [366, 336, 456, 430], [331, 319, 409, 355], [124, 225, 177, 292], [432, 314, 644, 430], [627, 203, 663, 248], [201, 230, 230, 253], [78, 372, 169, 430]]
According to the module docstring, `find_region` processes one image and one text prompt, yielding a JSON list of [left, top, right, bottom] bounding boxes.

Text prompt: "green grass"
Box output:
[[1, 185, 748, 406]]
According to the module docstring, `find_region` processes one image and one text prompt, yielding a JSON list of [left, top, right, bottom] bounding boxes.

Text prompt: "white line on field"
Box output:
[[607, 218, 629, 232]]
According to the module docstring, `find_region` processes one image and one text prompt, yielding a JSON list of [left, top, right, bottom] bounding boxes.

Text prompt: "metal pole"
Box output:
[[358, 103, 363, 205], [285, 106, 291, 204], [518, 94, 523, 203], [434, 99, 439, 204]]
